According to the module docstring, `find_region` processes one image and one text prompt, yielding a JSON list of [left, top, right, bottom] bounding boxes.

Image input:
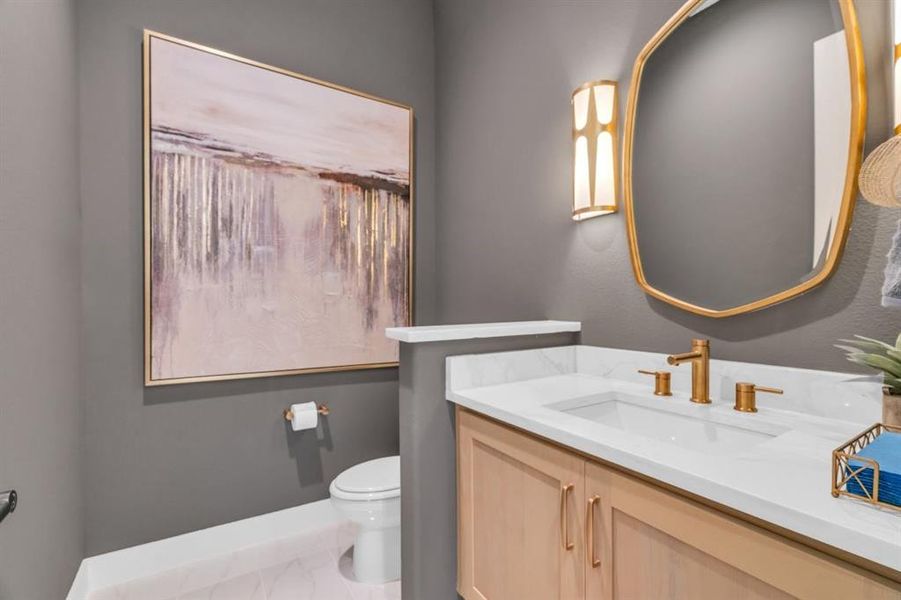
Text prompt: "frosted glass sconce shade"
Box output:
[[572, 80, 619, 220]]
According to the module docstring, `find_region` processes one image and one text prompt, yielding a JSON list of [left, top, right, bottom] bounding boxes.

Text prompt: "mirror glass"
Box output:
[[627, 0, 864, 316]]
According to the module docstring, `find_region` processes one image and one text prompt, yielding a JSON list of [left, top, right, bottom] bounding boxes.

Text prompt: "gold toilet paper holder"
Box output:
[[283, 405, 330, 422]]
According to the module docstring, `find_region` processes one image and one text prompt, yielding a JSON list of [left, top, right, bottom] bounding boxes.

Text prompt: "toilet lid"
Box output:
[[332, 456, 400, 495]]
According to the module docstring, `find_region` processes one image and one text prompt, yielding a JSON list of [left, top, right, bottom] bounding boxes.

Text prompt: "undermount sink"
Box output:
[[551, 392, 784, 454]]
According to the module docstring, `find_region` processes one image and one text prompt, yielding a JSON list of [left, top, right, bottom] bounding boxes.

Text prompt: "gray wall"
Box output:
[[0, 0, 84, 597], [435, 0, 900, 374], [399, 332, 579, 600], [77, 0, 436, 555]]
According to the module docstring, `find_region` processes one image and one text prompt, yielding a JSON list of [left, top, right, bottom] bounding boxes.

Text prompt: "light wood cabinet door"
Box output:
[[584, 461, 901, 600], [457, 408, 586, 600]]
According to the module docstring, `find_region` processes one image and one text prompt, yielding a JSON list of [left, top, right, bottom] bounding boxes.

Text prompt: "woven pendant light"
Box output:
[[858, 135, 901, 207], [858, 0, 901, 208]]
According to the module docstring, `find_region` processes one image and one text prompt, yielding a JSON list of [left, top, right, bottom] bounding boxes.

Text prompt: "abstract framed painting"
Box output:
[[143, 31, 413, 386]]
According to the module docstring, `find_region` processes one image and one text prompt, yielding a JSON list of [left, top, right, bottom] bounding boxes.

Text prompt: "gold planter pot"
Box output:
[[884, 390, 901, 427]]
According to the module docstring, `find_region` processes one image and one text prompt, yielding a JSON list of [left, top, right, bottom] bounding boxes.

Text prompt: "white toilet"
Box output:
[[329, 455, 401, 583]]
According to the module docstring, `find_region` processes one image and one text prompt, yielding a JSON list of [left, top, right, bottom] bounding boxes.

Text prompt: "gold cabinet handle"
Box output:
[[560, 483, 574, 551], [587, 495, 601, 568]]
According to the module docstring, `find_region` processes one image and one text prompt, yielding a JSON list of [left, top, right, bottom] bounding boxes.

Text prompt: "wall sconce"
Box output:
[[572, 80, 619, 220]]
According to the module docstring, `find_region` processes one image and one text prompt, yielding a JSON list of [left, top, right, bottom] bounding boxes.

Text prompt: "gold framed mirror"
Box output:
[[623, 0, 866, 318]]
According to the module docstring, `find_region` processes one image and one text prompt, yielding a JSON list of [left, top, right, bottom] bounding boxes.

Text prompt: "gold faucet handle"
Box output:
[[638, 369, 673, 397], [754, 385, 783, 395], [734, 382, 783, 413]]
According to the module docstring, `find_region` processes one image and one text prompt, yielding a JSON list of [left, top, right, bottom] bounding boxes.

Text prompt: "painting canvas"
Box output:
[[143, 32, 412, 385]]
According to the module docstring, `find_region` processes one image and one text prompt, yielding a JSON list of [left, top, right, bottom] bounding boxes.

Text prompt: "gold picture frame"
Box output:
[[621, 0, 867, 318], [143, 30, 414, 385]]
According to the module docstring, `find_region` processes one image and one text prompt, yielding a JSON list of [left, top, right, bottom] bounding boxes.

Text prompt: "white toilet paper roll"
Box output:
[[289, 402, 319, 431]]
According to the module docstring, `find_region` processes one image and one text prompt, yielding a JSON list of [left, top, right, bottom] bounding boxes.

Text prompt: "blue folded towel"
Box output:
[[845, 432, 901, 507]]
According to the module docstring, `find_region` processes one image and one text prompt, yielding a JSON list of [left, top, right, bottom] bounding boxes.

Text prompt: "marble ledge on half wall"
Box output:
[[384, 320, 581, 343]]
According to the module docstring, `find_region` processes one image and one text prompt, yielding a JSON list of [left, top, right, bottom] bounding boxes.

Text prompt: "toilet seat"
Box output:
[[330, 456, 400, 501]]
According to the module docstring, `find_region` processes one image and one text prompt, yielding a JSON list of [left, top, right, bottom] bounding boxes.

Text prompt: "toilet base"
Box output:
[[352, 525, 401, 584]]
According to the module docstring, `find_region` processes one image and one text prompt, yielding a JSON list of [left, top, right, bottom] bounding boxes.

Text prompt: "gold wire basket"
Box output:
[[831, 423, 901, 511]]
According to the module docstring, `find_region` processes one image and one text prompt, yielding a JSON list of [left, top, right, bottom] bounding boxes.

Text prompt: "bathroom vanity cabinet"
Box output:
[[456, 407, 901, 600]]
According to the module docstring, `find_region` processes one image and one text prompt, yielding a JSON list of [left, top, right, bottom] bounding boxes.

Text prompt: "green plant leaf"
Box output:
[[860, 353, 901, 378], [896, 332, 901, 351], [888, 348, 901, 364], [844, 354, 870, 368], [837, 339, 869, 352], [838, 339, 889, 355], [835, 344, 865, 355], [853, 335, 895, 351]]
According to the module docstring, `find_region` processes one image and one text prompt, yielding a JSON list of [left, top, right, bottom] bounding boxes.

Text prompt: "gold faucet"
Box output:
[[667, 339, 711, 404], [638, 369, 672, 396], [733, 382, 783, 413]]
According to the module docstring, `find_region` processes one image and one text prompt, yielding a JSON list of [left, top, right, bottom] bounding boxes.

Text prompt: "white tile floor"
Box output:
[[88, 521, 401, 600]]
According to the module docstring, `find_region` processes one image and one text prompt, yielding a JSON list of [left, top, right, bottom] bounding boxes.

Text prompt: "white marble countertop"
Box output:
[[385, 320, 580, 343], [446, 345, 900, 574]]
